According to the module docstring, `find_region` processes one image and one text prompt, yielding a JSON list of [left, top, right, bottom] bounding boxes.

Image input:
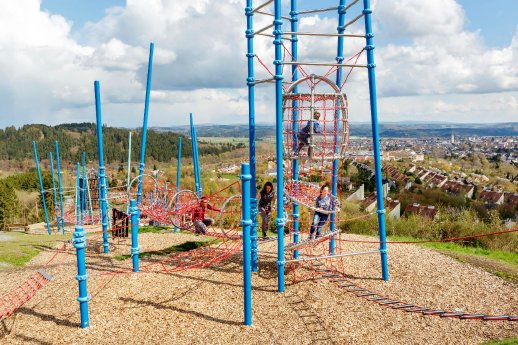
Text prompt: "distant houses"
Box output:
[[478, 190, 504, 206], [360, 185, 400, 219], [383, 165, 412, 190], [441, 181, 475, 199], [403, 203, 438, 220]]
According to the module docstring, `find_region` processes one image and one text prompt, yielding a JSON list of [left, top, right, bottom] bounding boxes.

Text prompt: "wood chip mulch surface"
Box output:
[[0, 232, 516, 345]]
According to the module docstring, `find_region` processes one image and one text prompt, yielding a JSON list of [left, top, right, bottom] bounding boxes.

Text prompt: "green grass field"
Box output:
[[0, 231, 69, 268], [482, 337, 518, 345], [199, 136, 248, 144]]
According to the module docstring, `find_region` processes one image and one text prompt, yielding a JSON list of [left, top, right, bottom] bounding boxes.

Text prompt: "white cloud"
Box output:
[[0, 0, 516, 128]]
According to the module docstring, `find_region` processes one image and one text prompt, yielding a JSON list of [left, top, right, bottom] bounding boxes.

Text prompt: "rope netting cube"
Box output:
[[282, 75, 349, 161]]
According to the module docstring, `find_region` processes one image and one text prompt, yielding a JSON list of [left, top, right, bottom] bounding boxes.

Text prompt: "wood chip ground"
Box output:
[[0, 232, 516, 344]]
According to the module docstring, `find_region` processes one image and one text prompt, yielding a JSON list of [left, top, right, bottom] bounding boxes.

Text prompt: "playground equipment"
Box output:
[[245, 0, 389, 304], [32, 141, 51, 235]]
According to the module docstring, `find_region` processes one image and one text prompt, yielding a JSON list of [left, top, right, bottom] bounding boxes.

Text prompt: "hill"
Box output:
[[0, 123, 243, 164]]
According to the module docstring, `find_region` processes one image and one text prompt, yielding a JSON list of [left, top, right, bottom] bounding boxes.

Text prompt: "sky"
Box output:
[[0, 0, 517, 128]]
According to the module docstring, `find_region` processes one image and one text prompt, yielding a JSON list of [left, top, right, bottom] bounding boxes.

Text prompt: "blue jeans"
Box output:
[[309, 212, 329, 239]]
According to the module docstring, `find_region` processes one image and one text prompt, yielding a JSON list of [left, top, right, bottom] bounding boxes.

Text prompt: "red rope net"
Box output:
[[282, 92, 349, 161]]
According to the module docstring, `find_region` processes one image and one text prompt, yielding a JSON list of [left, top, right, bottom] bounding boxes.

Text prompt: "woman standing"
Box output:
[[258, 182, 275, 238]]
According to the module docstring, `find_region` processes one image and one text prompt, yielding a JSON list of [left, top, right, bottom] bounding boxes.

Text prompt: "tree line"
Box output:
[[0, 123, 242, 164]]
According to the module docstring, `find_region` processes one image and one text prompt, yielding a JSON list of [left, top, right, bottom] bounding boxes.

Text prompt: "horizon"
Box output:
[[2, 120, 517, 130]]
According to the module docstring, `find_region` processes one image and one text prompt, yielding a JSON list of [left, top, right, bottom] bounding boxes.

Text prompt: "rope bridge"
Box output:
[[0, 242, 69, 321]]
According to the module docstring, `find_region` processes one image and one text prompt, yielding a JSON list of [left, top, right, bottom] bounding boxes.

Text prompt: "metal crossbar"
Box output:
[[252, 0, 273, 13], [298, 7, 338, 15], [253, 78, 275, 85], [282, 32, 365, 38], [255, 10, 290, 20], [283, 250, 379, 264], [255, 23, 275, 36], [342, 13, 364, 30], [345, 0, 361, 12], [282, 61, 367, 68]]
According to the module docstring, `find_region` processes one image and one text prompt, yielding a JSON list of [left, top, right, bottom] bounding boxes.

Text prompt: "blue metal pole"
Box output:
[[329, 0, 348, 256], [76, 163, 81, 226], [245, 0, 258, 273], [81, 152, 87, 224], [129, 199, 140, 272], [174, 137, 182, 233], [241, 163, 252, 325], [94, 80, 110, 254], [273, 0, 285, 293], [49, 152, 60, 232], [126, 132, 132, 213], [55, 141, 65, 233], [194, 127, 202, 196], [363, 0, 388, 281], [290, 0, 300, 260], [137, 42, 154, 206], [32, 141, 51, 235], [73, 162, 90, 328], [190, 113, 202, 197]]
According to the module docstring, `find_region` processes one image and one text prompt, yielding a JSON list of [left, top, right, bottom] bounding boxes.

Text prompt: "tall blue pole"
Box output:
[[241, 163, 252, 325], [81, 152, 87, 223], [73, 162, 90, 328], [174, 137, 182, 233], [55, 141, 65, 233], [130, 199, 140, 272], [94, 81, 110, 254], [126, 132, 132, 213], [329, 0, 348, 256], [190, 113, 202, 197], [137, 42, 154, 206], [363, 0, 388, 281], [273, 0, 285, 292], [245, 0, 258, 273], [49, 152, 60, 232], [290, 0, 300, 260], [76, 163, 81, 226], [194, 126, 202, 196], [32, 141, 51, 235]]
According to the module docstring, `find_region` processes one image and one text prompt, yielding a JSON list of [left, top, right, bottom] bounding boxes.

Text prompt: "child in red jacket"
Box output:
[[191, 196, 221, 234]]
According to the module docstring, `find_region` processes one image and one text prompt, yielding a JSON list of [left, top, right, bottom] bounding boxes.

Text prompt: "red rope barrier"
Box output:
[[340, 228, 518, 244]]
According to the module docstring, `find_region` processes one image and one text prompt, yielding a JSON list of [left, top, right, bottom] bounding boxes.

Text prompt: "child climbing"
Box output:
[[191, 196, 221, 234], [295, 111, 322, 157]]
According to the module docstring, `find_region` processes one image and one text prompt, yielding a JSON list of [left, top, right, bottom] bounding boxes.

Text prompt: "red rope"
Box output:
[[340, 228, 518, 244]]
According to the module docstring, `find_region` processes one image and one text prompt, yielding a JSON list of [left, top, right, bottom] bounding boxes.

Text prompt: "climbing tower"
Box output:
[[245, 0, 389, 292]]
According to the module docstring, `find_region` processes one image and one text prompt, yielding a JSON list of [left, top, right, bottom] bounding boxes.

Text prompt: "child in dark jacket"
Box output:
[[296, 111, 322, 156], [258, 182, 275, 238]]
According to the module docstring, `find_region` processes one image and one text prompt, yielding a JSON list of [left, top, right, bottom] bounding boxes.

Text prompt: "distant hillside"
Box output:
[[0, 123, 242, 163], [155, 122, 518, 138]]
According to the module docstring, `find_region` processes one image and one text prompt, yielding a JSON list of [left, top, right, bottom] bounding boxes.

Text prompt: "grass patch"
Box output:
[[138, 225, 171, 234], [482, 338, 518, 345], [0, 231, 69, 268], [388, 235, 518, 267], [113, 240, 209, 261]]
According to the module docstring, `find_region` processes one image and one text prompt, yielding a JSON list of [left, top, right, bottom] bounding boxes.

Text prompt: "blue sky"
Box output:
[[41, 0, 125, 29], [41, 0, 518, 48], [0, 0, 516, 127]]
